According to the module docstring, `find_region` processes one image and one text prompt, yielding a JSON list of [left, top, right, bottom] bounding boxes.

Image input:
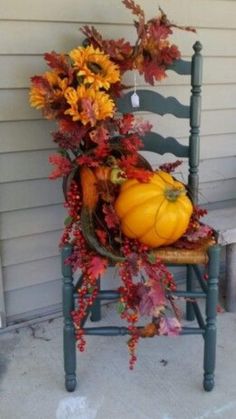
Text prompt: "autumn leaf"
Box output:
[[48, 153, 72, 179], [122, 0, 145, 19], [80, 25, 105, 50], [148, 280, 166, 307], [89, 126, 110, 144], [76, 155, 99, 167], [118, 113, 135, 135], [137, 280, 165, 316], [132, 118, 153, 136], [87, 256, 108, 278], [159, 160, 183, 173], [103, 204, 120, 228], [95, 228, 108, 246], [81, 98, 97, 126], [121, 134, 143, 154], [184, 223, 213, 242], [119, 154, 138, 170], [125, 166, 152, 182], [30, 75, 50, 90], [158, 316, 181, 336], [44, 51, 73, 81]]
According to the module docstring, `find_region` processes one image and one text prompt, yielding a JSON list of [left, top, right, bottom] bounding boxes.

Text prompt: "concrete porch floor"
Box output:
[[0, 303, 236, 419]]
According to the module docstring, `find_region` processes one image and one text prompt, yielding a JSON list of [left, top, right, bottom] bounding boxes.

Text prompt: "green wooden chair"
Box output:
[[62, 42, 221, 392]]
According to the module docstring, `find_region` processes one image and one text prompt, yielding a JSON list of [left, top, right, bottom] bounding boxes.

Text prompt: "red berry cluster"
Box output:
[[60, 181, 81, 246], [60, 180, 101, 352]]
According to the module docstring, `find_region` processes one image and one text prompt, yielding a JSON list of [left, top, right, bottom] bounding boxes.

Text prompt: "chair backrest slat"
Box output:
[[117, 90, 190, 119], [141, 132, 189, 158], [167, 59, 191, 75]]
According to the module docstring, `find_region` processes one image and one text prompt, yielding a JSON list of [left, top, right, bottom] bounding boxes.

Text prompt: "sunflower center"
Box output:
[[87, 61, 103, 74]]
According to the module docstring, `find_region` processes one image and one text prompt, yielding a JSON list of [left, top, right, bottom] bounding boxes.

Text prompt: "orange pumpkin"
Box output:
[[114, 171, 193, 248]]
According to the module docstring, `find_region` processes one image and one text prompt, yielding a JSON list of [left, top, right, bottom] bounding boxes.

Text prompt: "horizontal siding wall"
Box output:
[[0, 0, 236, 323]]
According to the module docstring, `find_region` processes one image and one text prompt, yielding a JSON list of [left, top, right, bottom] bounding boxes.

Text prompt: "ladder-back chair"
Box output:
[[62, 42, 221, 392]]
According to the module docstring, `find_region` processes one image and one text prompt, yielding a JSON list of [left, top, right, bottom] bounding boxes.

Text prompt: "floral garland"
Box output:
[[29, 0, 212, 368]]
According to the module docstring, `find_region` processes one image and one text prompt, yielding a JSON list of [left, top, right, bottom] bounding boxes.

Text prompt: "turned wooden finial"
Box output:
[[193, 41, 203, 54]]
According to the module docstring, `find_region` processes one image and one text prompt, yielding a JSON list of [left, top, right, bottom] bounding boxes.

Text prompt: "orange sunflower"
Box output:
[[69, 45, 120, 90], [29, 72, 69, 119], [64, 85, 115, 125]]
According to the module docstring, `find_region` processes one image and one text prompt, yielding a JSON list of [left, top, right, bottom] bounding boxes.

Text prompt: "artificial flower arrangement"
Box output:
[[29, 0, 213, 368]]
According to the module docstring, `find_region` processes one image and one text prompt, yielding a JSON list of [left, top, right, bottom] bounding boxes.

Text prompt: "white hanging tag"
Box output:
[[131, 71, 140, 108], [131, 92, 140, 108]]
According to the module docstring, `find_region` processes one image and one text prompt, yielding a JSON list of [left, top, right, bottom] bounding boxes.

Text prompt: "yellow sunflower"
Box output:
[[29, 71, 69, 119], [69, 45, 120, 90], [64, 85, 115, 125]]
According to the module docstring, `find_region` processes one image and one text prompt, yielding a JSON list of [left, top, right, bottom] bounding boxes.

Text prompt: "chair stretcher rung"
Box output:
[[181, 326, 205, 335], [172, 291, 206, 298], [73, 290, 120, 300], [73, 290, 206, 300], [83, 326, 205, 336]]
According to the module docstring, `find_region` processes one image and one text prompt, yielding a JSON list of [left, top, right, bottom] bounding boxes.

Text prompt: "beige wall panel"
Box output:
[[1, 0, 236, 28], [1, 21, 235, 56], [5, 279, 61, 318], [199, 178, 236, 205], [0, 120, 54, 153], [1, 230, 61, 267], [0, 205, 65, 240], [0, 178, 63, 212], [0, 149, 54, 182], [3, 256, 61, 292]]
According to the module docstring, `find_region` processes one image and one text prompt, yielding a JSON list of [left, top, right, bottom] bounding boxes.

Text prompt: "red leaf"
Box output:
[[87, 256, 108, 278], [125, 167, 152, 182], [76, 155, 99, 168], [122, 0, 145, 19], [137, 279, 166, 317], [118, 114, 135, 135], [159, 160, 183, 173], [137, 284, 154, 316], [158, 317, 181, 336], [30, 75, 50, 91], [81, 98, 96, 126], [103, 204, 120, 228], [133, 118, 153, 136], [141, 61, 167, 85], [95, 229, 108, 246], [48, 153, 72, 179], [148, 280, 166, 307], [120, 134, 143, 153], [89, 126, 110, 144], [184, 224, 213, 242], [119, 154, 138, 169], [44, 51, 73, 80]]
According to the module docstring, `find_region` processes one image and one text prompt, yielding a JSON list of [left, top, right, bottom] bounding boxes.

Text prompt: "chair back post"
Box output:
[[188, 41, 203, 205]]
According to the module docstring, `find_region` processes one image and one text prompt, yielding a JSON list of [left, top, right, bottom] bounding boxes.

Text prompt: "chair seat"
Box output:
[[154, 237, 216, 265]]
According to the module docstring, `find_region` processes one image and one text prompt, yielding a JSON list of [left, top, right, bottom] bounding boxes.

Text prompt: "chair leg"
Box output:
[[90, 278, 101, 322], [186, 265, 195, 321], [62, 245, 77, 392], [203, 244, 221, 391]]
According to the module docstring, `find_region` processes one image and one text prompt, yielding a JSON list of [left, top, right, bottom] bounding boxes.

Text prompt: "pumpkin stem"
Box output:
[[164, 186, 185, 202]]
